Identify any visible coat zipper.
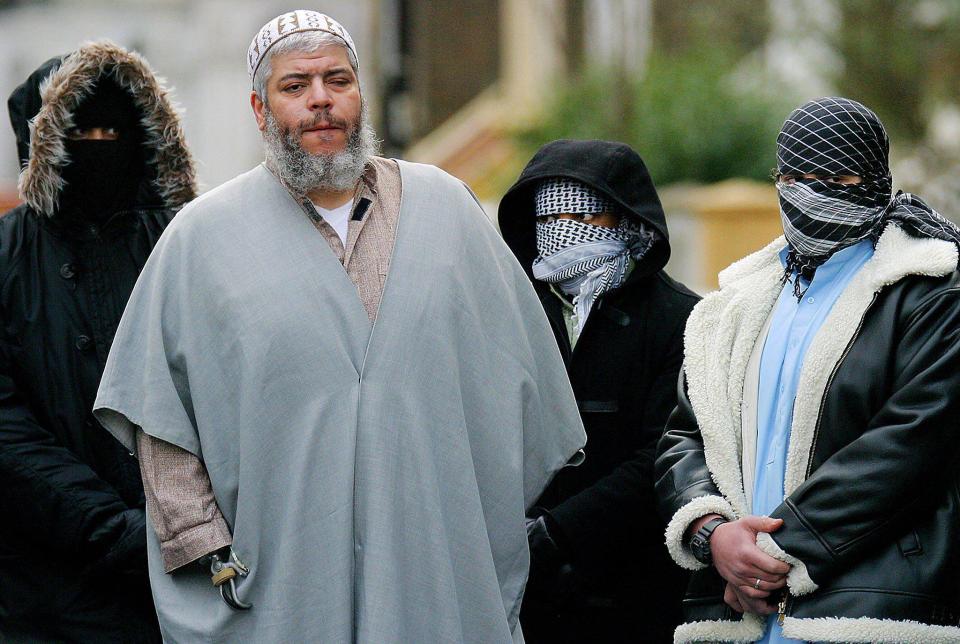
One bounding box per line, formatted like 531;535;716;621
779;293;878;627
804;293;877;479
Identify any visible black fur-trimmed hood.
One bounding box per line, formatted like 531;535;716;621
9;40;197;216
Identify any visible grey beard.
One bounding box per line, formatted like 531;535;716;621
263;102;379;196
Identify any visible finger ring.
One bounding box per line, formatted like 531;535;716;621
754;578;762;590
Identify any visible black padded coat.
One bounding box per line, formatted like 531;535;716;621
500;140;698;643
0;43;195;641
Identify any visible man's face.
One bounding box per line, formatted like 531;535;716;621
251;44;361;156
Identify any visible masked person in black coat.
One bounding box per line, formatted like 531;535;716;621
0;41;195;641
499;140;698;642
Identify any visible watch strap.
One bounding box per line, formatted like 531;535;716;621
700;517;728;538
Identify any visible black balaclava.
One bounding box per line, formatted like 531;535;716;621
776;96;960;296
58;75;144;221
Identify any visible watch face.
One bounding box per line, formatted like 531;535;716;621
691;534;710;564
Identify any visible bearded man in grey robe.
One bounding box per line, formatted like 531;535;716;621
94;11;585;643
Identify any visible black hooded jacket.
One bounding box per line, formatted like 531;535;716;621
0;42;195;641
499;140;698;642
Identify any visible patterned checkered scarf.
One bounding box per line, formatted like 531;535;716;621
531;178;657;334
777;97;960;297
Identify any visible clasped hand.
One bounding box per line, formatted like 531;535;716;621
694;515;791;615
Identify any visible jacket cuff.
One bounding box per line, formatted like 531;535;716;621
160;514;232;573
756;531;818;595
664;494;737;570
673;612;765;643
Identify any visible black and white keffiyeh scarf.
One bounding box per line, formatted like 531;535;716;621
531;178;657;333
776;97;960;297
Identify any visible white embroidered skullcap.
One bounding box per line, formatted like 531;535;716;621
247;10;358;80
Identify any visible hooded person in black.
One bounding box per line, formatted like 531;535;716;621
0;41;195;641
499;140;698;642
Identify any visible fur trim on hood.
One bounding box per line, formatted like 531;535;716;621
13;40;196;216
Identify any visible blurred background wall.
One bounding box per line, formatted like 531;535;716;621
2;0;959;292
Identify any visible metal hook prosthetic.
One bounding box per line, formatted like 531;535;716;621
204;549;252;610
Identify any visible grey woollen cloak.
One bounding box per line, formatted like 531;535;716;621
94;161;586;642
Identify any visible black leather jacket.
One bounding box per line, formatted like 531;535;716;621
656;227;960;642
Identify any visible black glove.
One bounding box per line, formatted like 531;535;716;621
524;511;579;609
91;507;148;578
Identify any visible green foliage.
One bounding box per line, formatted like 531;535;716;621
516;49;794;186
651;0;768;57
833;1;960;142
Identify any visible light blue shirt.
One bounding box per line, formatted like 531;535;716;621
753;240;874;644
